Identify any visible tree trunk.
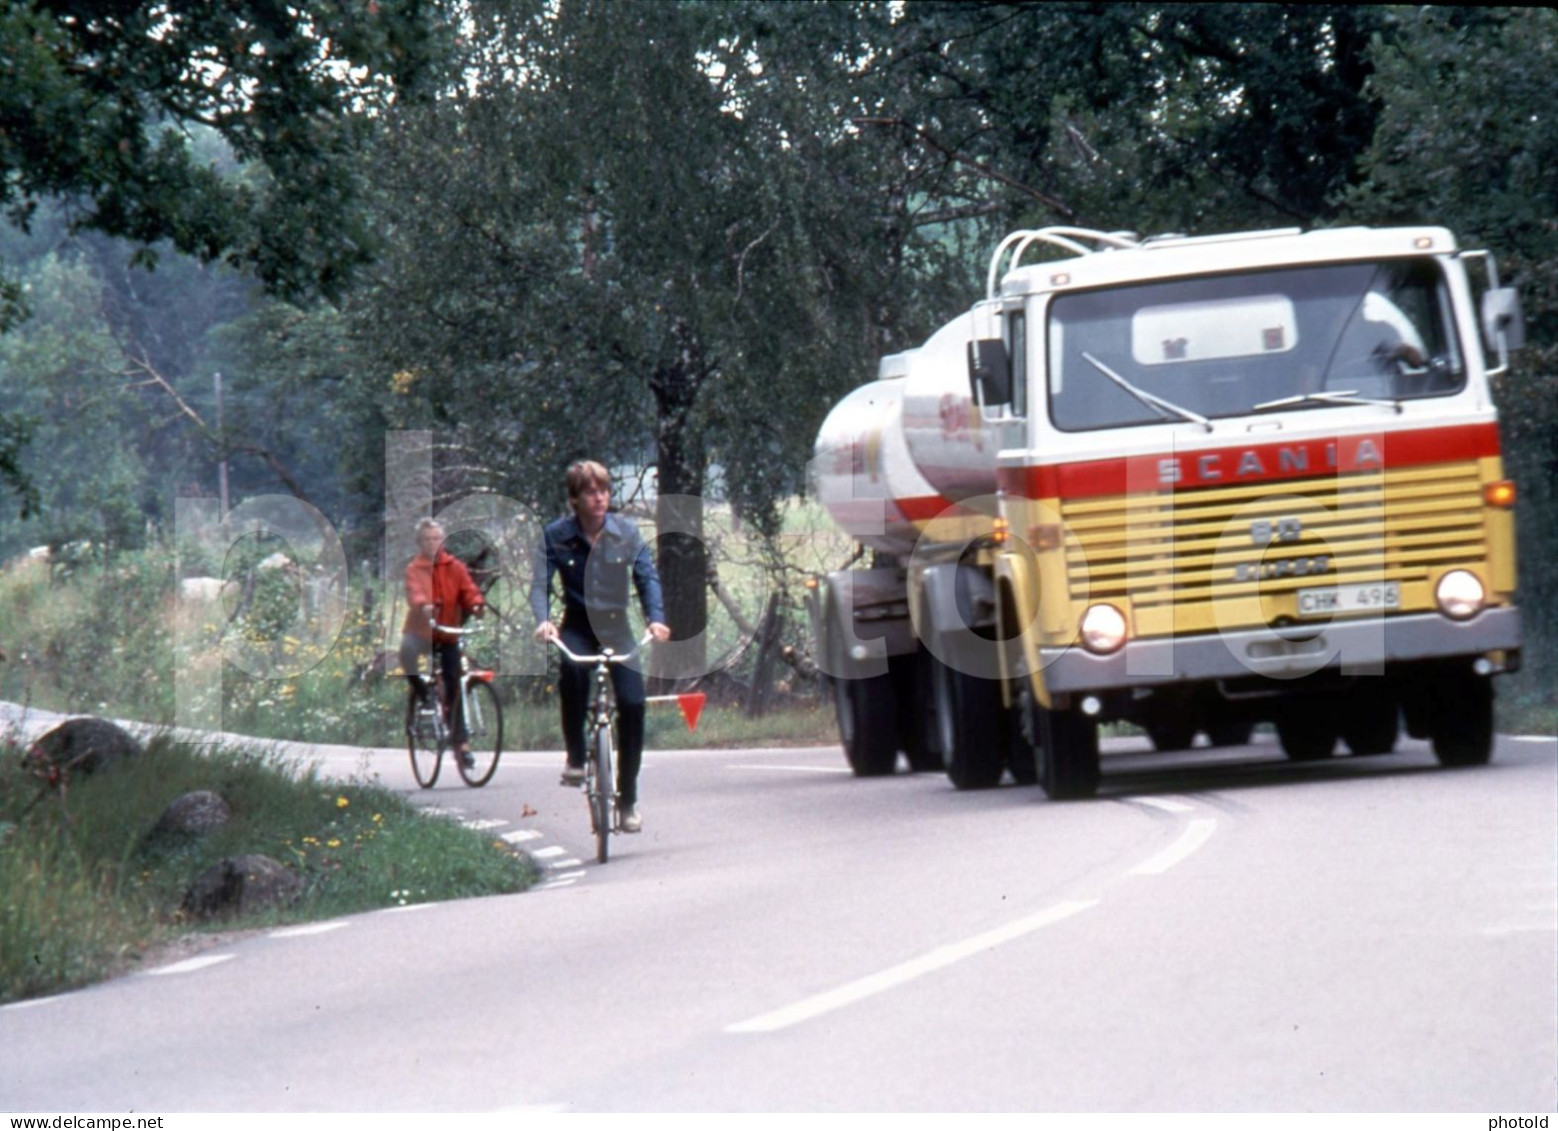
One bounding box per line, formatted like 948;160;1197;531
650;323;710;681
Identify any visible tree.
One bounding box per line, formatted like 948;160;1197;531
0;0;440;302
349;0;967;675
872;3;1393;235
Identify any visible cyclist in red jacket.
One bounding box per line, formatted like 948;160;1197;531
400;518;485;767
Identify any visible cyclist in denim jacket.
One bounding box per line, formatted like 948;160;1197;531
532;460;670;833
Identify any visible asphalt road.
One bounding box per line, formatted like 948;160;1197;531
2;709;1554;1113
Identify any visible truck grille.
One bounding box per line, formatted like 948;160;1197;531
1061;462;1487;631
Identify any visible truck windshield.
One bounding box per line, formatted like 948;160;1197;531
1046;258;1466;432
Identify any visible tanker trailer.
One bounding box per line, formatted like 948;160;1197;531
810;225;1524;799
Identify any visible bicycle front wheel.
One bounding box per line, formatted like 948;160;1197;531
406;693;442;789
457;680;503;787
591;725;614;864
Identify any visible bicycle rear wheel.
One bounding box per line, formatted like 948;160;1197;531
591;725;614;864
457;680;503;786
406;692;442;788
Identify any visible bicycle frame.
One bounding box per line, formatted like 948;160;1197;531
407;619;502;788
550;632;651;862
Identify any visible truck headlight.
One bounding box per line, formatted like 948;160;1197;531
1080;604;1127;654
1435;570;1485;620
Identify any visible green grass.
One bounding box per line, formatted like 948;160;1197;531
0;726;535;1004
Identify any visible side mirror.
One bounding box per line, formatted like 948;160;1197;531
967;339;1011;406
1481;286;1526;352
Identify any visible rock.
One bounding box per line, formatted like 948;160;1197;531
29;717;143;778
181;855;302;921
150;790;231;841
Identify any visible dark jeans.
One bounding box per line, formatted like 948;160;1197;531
558;624;646;807
400;633;468;745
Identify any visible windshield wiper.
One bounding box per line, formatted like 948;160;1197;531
1081;352;1213;432
1252;390;1403;414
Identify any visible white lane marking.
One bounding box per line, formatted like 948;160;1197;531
461;818;508;830
269;922;350;939
503;829;543;844
546;858;584;870
1134;796;1195;814
145;954;236;977
2;994;67;1012
1129;818;1218;876
1511;735;1557;744
1481;923;1558;937
726;899;1099;1035
741;764;854;775
531;845;568;860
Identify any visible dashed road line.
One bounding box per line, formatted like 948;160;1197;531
145;954;236;977
270;922;350;939
727;899;1100;1034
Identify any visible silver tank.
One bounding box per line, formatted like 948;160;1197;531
813;313;1000;556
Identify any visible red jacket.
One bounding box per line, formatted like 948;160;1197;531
403;550;484;643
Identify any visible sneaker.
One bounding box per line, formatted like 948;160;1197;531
619;804;642;834
456;749;475;771
560;765;585;787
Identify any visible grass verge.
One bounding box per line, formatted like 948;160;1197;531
0;726;535;1005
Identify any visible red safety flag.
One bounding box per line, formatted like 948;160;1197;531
678;692;706;732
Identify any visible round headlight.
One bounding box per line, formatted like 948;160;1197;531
1080;603;1127;653
1435;569;1485;620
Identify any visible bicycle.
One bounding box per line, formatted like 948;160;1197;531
549;632;651;864
405;620;503;789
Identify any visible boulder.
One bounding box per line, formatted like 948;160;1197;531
150;790;231;841
29;717;143;778
182;855;302;921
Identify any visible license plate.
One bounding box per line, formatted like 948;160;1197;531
1296;581;1401;617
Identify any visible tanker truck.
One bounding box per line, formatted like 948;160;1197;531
807;225;1525;798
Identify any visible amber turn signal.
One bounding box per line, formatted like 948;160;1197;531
1483;480;1517;508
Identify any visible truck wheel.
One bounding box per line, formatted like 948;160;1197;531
1341;694;1399;756
894;651;942;773
932;656;1002;790
1036;704;1100;800
1276;709;1336;761
1205;720;1254;747
835;672;899;776
1144;718;1196;752
1429;666;1494;767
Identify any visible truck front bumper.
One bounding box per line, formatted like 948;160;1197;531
1039;606;1522;695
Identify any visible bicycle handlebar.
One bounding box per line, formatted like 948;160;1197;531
428;616;484;637
548;632;654;666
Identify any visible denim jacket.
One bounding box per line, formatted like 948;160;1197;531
530;512;666;639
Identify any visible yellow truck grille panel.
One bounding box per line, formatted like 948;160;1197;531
1062;464;1487;634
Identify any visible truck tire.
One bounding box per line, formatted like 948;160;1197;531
932;656;1002;790
834;672;899;776
1205;720;1255;747
893;650;942;773
1036;704;1100;800
1145;718;1196;752
1276;708;1337;761
1428;666;1494;767
1341;693;1399;756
